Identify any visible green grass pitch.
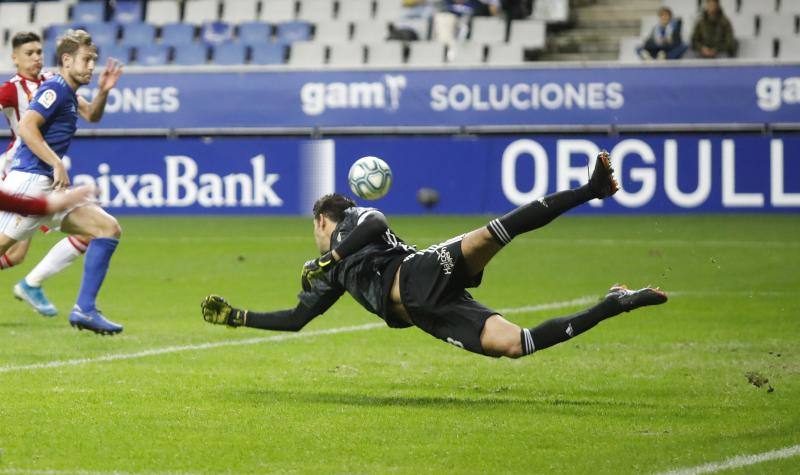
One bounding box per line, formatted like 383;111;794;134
0;214;798;474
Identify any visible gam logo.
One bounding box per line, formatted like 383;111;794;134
756;77;800;111
300;75;406;116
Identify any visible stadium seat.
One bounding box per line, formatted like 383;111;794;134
314;21;351;42
121;22;155;46
719;0;738;14
238;22;272;43
288;41;326;66
172;43;208;65
740;0;777;15
663;0;700;20
365;42;404;66
222;0;259;24
352;21;389;42
161;23;196;45
202;21;234;44
508;20;546;49
212;42;247;64
328;43;364;66
34;2;70;28
100;43;132;63
639;15;658;38
728;14;756;38
145;0;180;25
406;42;445;66
44;23;72;41
297;0;335;23
135;44;170;65
276;21;312;43
261;0;297;23
431;12;458;43
393;17;430;40
777;1;800;14
486;43;524;65
777;37;800;60
737;37;775;58
250;43;286;64
448;42;484;65
618;36;641;61
471;17;507;43
374;0;404;20
533;0;570;23
72;2;105;24
759;14;796;37
113;1;143;24
84;23;119;46
0;3;32;30
184;0;220;24
337;0;374;21
0;54;14;70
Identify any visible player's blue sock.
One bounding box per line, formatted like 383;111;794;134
75;238;119;312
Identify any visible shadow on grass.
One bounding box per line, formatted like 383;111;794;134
241;388;660;411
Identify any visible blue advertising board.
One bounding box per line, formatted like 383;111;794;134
64;133;800;215
65;64;800;130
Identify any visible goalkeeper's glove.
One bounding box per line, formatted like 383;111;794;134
300;251;334;290
201;295;245;327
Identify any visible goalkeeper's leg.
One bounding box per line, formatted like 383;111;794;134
460;151;618;277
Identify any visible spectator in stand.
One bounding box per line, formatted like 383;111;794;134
691;0;736;58
637;7;688;60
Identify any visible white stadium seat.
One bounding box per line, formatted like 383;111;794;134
289;41;326;66
639;15;659;38
739;0;777;15
314;21;351;42
737;37;775;58
778;37;800;60
486;43;524;65
471;17;507;43
728;14;756;37
533;0;569;23
406;41;445;66
365;42;404;66
337;0;374;21
34;2;69;28
261;0;297;23
759;14;797;36
778;0;800;14
719;0;738;14
146;0;181;25
184;0;220;24
297;0;335;23
508;20;546;49
374;1;404;20
352;20;389;42
448;42;484;65
222;0;259;23
0;3;32;29
618;36;642;61
328;43;364;66
662;0;699;20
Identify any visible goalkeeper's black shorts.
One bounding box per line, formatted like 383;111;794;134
398;235;499;355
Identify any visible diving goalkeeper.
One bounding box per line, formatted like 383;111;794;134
201;152;667;358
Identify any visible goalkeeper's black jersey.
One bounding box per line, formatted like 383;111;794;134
299;207;416;328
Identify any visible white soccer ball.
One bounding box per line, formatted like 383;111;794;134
347;156;393;200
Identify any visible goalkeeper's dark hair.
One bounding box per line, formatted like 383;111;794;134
313;193;356;223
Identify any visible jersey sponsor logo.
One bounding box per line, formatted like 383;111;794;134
38;89;57;109
435;247;455;275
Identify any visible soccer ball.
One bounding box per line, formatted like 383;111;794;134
347;156;393;200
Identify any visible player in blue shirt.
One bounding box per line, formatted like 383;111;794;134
0;30;124;334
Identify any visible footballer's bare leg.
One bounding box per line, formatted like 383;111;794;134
0;234;19;263
0;239;30;269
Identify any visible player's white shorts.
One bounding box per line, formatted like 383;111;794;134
0;171;70;241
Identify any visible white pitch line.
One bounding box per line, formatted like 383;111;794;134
656;444;800;475
0;297;596;375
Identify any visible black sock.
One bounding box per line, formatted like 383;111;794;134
520;297;623;355
487;185;595;246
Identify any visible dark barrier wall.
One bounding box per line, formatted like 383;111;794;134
63;133;800;215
